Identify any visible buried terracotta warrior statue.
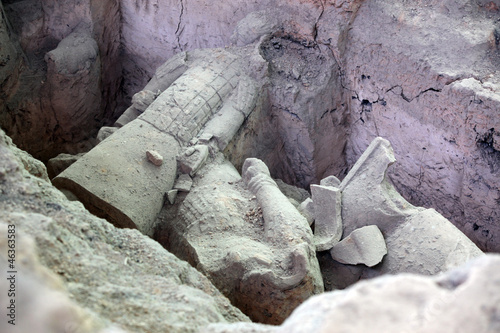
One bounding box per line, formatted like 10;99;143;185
53;36;482;324
53;41;324;323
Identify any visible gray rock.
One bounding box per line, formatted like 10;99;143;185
203;254;500;333
274;179;310;206
146;149;163;166
319;175;341;188
97;126;118;143
330;225;387;267
131;90;157;112
0;129;249;333
47;152;85;179
178;145;209;176
310;184;343;251
0;224;126;333
201;322;276;333
166;189;178;205
0;130;49;181
174;174;193;192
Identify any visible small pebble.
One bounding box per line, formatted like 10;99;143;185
146;150;163;166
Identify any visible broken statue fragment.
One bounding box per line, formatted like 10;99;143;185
52;47;259;237
201;254;500;333
320;137;483;289
53;39;323;324
330;225;387;267
155;156;324;324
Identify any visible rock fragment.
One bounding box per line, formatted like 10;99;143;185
310;184;343;251
167;189;178;204
0;133;50;182
319;175;341;188
174;174;193;192
330;225;387;267
275;179;310;206
47;153;85;179
146;149;163;166
97;126;118;143
178;145;209;176
131;90;157;112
